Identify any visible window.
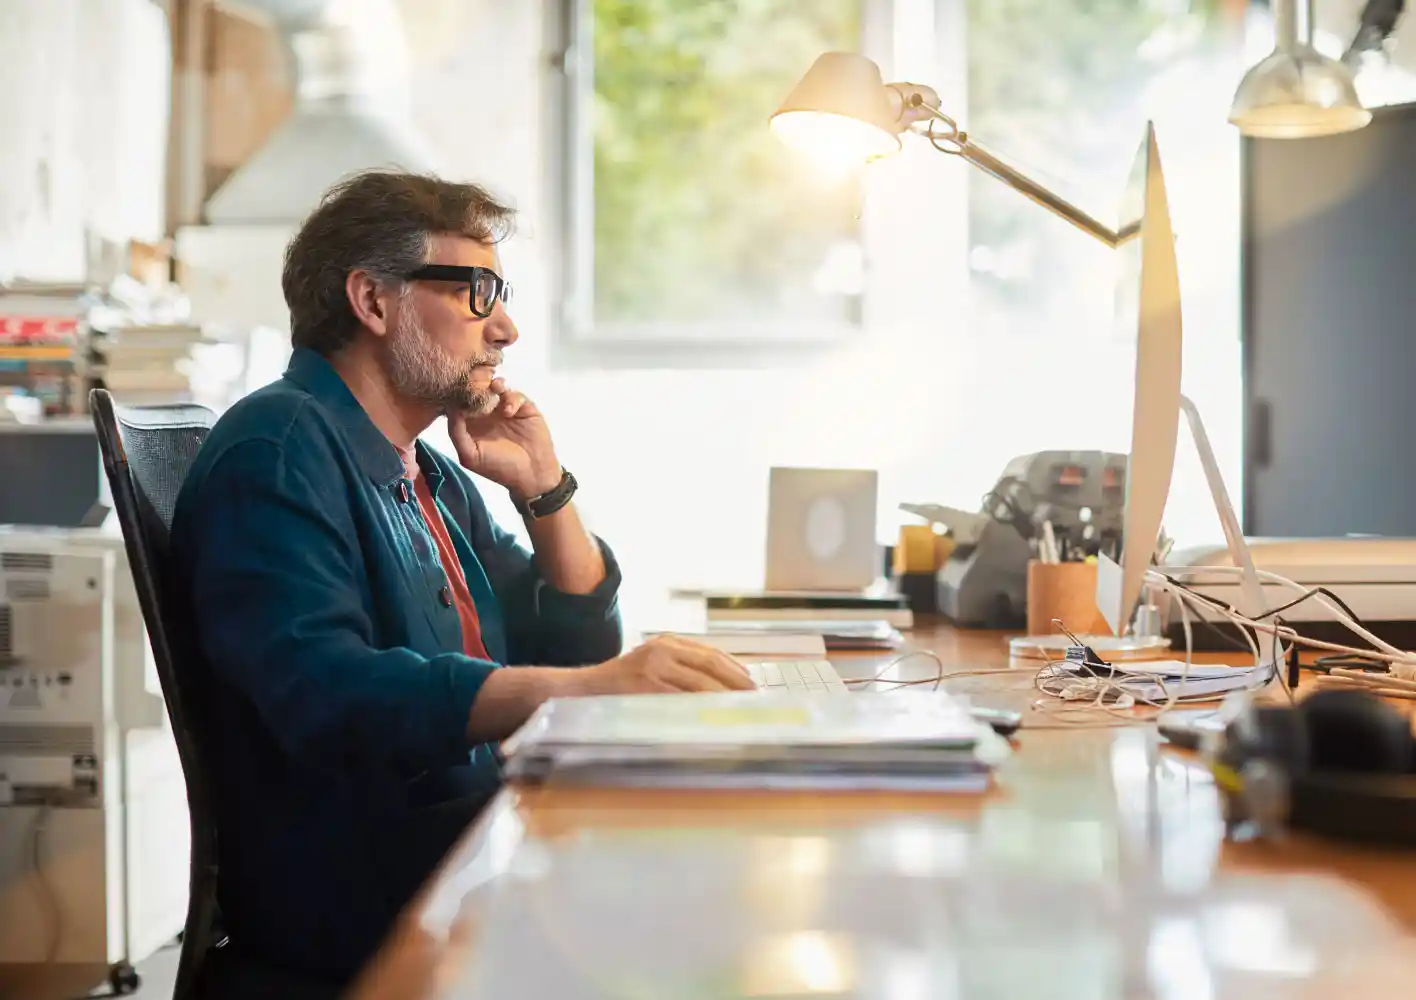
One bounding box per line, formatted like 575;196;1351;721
554;0;875;357
964;0;1239;341
955;0;1249;545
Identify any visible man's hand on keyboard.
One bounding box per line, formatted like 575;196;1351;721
582;635;758;694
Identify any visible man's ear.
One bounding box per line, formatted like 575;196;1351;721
346;269;395;338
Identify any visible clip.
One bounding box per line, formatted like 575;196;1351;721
1054;618;1112;673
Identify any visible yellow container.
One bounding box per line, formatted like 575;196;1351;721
895;524;945;574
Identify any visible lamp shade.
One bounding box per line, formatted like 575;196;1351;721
1228;46;1371;139
770;52;902;163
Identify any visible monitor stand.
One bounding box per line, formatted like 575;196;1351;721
1097;394;1272;664
1176;394;1265;618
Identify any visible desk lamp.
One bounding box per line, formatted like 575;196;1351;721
769;52;1128;248
1228;0;1371;138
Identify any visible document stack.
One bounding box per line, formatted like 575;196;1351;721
501;691;1007;792
86;321;207;405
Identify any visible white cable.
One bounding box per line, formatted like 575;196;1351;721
1148;574;1265;667
1153;564;1416;669
1030;571;1292;725
1031;586;1214;723
1147;566;1416;699
1246;566;1412;662
843;649;1019;691
1148;574;1296;705
1153;566;1416;674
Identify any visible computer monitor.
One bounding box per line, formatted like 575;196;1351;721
0;421;110;528
1096;124;1264;637
1094;124;1182;636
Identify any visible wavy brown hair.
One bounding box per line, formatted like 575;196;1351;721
281;171;516;355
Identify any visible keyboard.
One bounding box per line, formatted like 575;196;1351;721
742;659;849;693
743;658;1025;735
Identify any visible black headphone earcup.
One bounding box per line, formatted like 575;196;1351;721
1298;688;1413;774
1251;704;1311;773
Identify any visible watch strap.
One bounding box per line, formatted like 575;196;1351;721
515;468;577;520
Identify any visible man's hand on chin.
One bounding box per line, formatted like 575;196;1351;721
447;380;604;593
447;379;562;500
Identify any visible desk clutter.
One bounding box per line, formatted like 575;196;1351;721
898;450;1129;630
678;458;1143;653
662;466;912;652
1;269;246;421
500;690;1009;792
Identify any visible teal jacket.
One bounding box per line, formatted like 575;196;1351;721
169;347;622;983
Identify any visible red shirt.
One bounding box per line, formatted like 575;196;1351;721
401;448;491;661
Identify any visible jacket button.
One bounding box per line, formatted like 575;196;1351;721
438;586;453;607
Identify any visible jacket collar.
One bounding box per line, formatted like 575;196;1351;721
415;443;447;499
283;348;406;486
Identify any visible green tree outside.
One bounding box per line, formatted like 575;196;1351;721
591;0;863;328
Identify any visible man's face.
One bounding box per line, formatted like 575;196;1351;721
383;234;518;414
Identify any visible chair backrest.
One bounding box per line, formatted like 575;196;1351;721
90;388;219;999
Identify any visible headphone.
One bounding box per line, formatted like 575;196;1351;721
1206;688;1416;848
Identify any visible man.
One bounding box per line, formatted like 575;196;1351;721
169;170;752;992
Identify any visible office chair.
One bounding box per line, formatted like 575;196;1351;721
90;388;219;1000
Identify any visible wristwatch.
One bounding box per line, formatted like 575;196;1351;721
513;468;578;520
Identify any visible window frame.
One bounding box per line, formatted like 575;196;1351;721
545;0;899;369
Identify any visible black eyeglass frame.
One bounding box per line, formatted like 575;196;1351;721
403;264;513;318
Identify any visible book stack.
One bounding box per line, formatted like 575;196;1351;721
0;283;91;417
86;321;208;406
701;589;912;650
501;690;1007;792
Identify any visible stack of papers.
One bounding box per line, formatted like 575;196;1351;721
703;590;914;629
1051;658;1276;702
707;618;903;650
640;630;827;656
501;691;1007;792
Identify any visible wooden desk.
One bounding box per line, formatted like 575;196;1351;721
352;625;1416;1000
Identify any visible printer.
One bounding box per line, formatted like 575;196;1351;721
1161;537;1416;650
920;450;1127;628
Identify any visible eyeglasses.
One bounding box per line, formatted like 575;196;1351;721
403;264;514;319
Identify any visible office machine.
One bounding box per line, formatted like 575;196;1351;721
932;451;1127;628
1161;537;1416;650
0;421;109;528
0;527;185;997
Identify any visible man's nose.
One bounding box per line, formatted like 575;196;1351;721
484;301;519;348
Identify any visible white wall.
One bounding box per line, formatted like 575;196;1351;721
0;0;169;283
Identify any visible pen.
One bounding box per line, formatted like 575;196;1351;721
1041;520;1059;563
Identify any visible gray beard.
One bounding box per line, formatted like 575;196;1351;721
386;308;499;415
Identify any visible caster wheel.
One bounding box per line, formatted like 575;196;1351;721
109;961;141;995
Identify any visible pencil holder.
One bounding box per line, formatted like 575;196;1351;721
1026;559;1110;637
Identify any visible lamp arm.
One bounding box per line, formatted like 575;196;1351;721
885;83;1124;248
952;140;1123;248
